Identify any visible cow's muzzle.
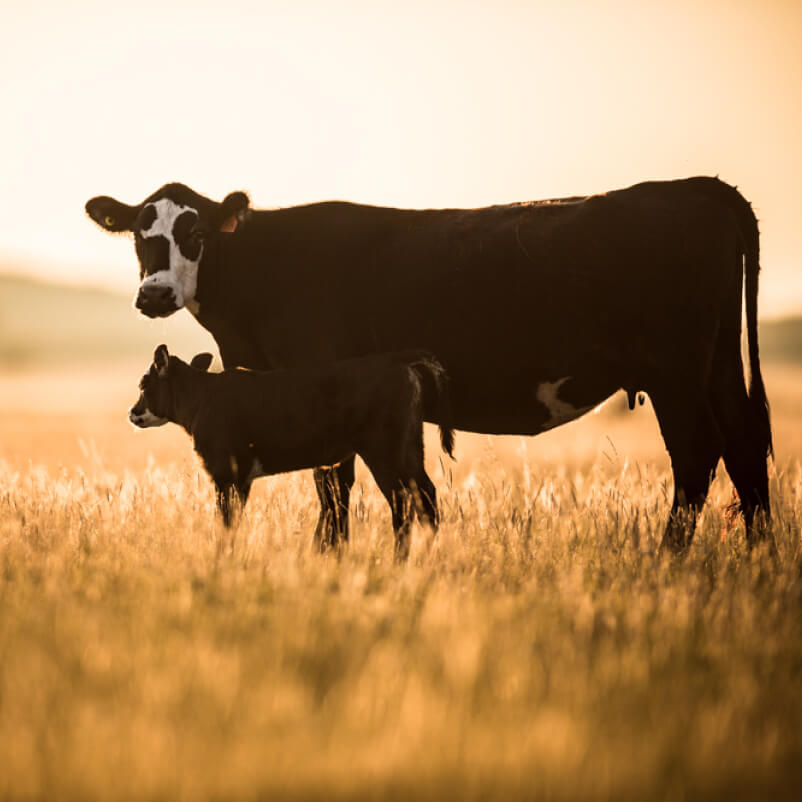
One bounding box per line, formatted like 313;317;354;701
135;284;179;318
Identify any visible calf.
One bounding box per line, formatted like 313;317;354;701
129;345;455;559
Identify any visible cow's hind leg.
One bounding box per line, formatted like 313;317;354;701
215;483;235;527
709;339;772;548
651;388;724;554
313;457;356;552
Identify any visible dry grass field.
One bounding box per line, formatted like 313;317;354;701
1;361;802;800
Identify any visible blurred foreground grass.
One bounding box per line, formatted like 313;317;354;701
0;363;801;800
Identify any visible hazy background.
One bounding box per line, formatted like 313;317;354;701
3;7;802;798
0;0;800;469
1;0;801;317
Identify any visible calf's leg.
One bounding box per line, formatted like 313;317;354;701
202;447;253;528
403;431;440;529
405;448;439;529
389;486;414;562
413;472;439;529
361;458;416;561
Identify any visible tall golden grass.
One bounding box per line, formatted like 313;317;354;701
1;363;801;800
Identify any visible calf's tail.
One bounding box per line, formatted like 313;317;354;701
409;356;455;458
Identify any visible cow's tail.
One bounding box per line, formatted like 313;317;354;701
409;356;455;458
717;180;773;459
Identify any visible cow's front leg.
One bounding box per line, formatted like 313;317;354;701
215;481;236;527
213;480;252;528
313;457;356;552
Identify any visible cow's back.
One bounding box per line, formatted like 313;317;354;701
197;177;747;433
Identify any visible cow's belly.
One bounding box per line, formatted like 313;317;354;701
369;266;632;436
437;369;621;436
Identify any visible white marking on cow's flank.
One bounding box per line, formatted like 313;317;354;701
536;376;593;431
139;198;201;311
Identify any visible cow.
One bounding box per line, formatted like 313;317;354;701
129;345;455;560
87;176;772;554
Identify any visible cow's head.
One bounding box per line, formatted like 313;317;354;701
129;344;214;427
86;184;249;318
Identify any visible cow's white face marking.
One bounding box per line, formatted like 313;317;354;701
536;377;593;431
139;198;201;314
129;407;168;428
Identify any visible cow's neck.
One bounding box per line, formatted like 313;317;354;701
188;238;244;366
193;235;252;322
193;235;226;323
193;211;302;326
190;229;282;371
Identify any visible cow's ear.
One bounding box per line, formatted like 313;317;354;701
85;196;139;233
153;344;170;377
189;352;213;372
218;191;250;233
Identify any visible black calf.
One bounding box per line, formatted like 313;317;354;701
129;345;455;559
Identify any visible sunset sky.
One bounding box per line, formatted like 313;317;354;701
2;0;801;317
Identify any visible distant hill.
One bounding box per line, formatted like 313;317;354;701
759;316;802;364
0;272;800;366
0;273;217;365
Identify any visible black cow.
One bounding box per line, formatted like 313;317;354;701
88;176;772;553
129;345;455;560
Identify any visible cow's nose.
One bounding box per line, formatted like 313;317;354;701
135;283;175;311
138;283;173;301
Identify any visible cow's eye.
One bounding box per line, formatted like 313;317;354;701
104;215;115;227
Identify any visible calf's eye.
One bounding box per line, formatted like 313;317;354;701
104;215;115;227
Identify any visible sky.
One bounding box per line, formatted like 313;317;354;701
1;0;801;317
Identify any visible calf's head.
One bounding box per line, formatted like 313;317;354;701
86;184;249;318
129;344;214;427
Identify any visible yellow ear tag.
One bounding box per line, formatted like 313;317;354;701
104;215;115;227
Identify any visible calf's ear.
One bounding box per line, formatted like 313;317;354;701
153;344;170;377
218;191;250;233
85;196;139;232
189;352;214;372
